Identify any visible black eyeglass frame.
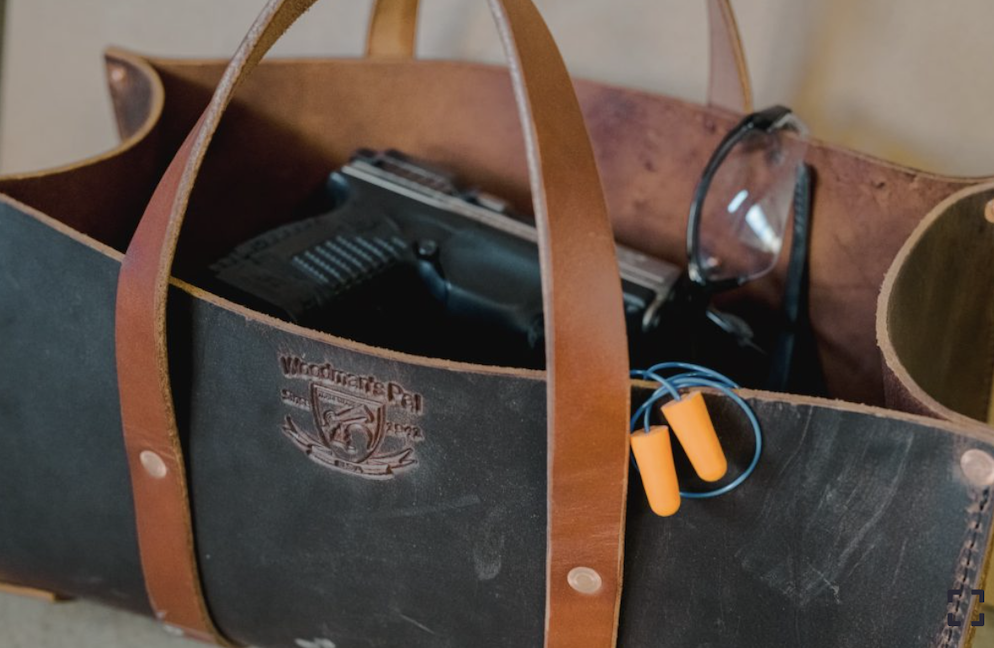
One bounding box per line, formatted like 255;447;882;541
685;105;807;295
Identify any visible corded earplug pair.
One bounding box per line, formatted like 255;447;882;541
630;363;763;517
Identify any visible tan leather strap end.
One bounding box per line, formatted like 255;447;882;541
707;0;752;113
0;582;72;603
367;0;753;113
366;0;419;58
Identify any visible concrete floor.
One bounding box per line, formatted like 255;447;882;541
0;594;197;648
4;591;994;647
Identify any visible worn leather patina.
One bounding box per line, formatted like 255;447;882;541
0;204;990;645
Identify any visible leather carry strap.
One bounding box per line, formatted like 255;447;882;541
705;0;752;113
115;0;630;646
367;0;753;113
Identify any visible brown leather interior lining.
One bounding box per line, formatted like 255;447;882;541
367;0;753;114
879;181;994;426
95;53;985;406
0;46;987;406
0;52;166;252
0;24;988;413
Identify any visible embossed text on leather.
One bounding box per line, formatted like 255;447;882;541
279;354;424;479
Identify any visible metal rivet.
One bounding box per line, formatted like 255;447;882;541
567;567;602;594
163;624;185;638
108;65;127;84
140;451;168;479
961;449;994;487
985;199;994;224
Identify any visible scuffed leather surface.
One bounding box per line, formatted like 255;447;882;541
2;201;993;646
622;396;992;648
174;291;549;647
0;203;148;614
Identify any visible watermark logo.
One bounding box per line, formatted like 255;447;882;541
948;588;985;627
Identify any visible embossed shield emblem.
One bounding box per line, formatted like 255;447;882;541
280;355;424;479
310;384;385;464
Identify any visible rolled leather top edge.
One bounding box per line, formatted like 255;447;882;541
878;179;994;432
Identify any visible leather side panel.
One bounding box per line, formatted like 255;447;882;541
879;182;994;426
172;289;548;647
621;394;994;647
0;202;149;614
2;200;993;646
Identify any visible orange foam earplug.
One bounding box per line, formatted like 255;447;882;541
630;425;681;516
662;391;728;482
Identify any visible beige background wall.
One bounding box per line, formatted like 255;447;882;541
2;0;993;175
2;1;994;646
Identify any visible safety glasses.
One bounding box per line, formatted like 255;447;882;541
686;105;809;295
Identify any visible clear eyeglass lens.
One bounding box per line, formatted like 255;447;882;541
696;120;808;283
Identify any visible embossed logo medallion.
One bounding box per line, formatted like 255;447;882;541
279;355;424;479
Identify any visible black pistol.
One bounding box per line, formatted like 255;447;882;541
210;150;681;368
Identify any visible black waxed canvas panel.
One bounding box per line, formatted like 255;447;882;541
169;285;550;647
620;398;990;647
0;202;991;648
0;203;149;613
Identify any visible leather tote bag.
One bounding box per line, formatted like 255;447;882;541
2;1;994;647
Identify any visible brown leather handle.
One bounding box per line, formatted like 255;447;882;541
368;0;753;113
115;0;630;646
